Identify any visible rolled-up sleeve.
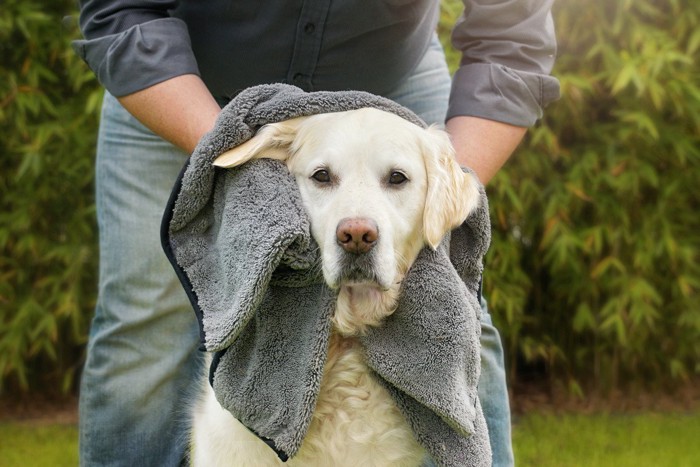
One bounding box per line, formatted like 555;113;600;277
447;0;561;127
72;0;200;97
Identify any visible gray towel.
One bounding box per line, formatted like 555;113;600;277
162;83;492;466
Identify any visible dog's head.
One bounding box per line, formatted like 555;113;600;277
214;108;479;333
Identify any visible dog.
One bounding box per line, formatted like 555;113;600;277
191;108;480;466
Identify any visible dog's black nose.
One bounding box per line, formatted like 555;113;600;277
336;218;378;254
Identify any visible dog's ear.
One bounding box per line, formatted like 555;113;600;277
213;117;308;168
421;127;481;249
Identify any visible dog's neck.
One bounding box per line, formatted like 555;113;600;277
331;244;423;336
332;282;401;336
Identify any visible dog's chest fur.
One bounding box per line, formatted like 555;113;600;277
291;333;425;466
192;332;425;467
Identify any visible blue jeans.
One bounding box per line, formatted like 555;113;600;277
79;35;513;466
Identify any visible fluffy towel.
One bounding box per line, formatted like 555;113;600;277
161;83;492;466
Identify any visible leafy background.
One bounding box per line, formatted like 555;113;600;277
1;0;698;399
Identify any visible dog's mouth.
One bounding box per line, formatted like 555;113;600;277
332;251;389;290
339;269;381;286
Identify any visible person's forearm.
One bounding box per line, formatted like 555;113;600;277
118;74;221;153
446;116;527;185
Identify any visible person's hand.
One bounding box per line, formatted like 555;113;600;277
118;74;221;153
446;116;527;185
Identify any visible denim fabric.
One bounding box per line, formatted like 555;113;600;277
475;298;513;467
79;35;513;466
78;94;204;466
383;36;451;129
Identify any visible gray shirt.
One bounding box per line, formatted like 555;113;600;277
73;0;560;126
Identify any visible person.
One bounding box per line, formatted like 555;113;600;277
73;1;559;465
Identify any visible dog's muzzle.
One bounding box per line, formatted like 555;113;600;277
334;217;382;285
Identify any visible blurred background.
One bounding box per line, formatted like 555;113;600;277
1;0;698;465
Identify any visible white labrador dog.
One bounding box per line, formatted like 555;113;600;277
191;108;480;466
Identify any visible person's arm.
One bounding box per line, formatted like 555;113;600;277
446;0;560;183
73;0;218;151
73;0;200;99
118;74;221;153
447;116;526;185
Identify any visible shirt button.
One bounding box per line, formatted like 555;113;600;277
304;22;315;34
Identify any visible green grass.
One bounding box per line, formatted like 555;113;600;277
0;423;78;467
0;412;698;466
513;412;700;466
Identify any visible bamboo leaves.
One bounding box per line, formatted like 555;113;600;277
480;0;700;392
1;1;102;393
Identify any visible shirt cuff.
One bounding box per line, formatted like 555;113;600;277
447;62;560;127
72;17;200;97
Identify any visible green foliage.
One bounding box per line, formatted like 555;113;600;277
1;0;698;395
481;0;700;392
0;1;102;392
438;0;464;74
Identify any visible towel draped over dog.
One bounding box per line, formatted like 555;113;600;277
161;84;492;466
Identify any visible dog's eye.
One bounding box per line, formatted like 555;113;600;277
311;169;332;183
388;171;408;185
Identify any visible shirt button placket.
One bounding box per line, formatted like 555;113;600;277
287;1;330;91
